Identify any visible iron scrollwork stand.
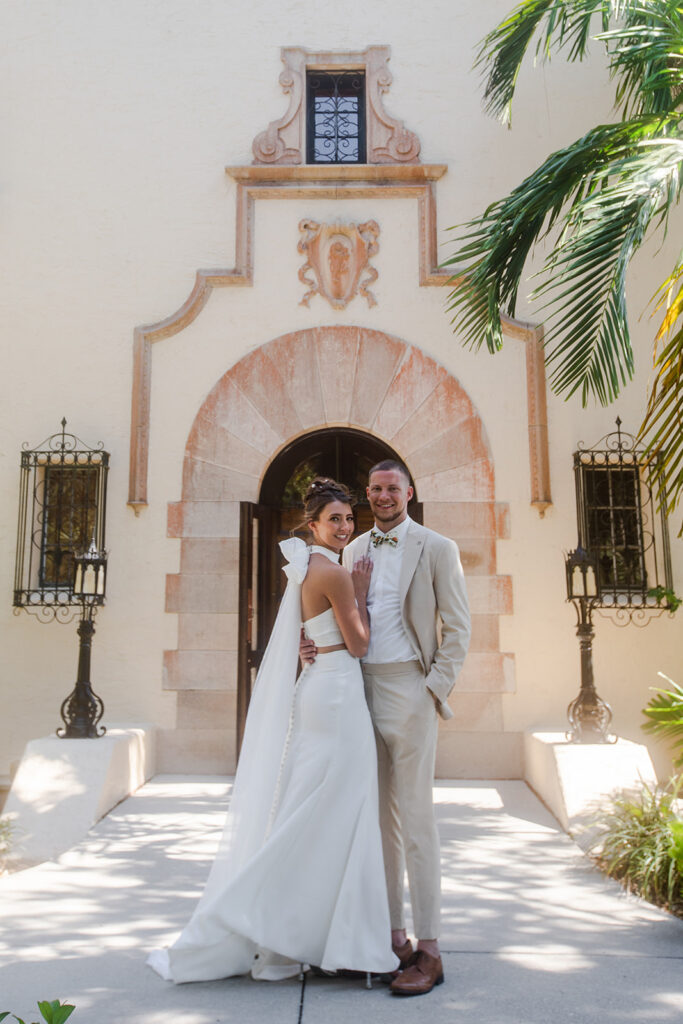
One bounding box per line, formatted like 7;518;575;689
58;600;106;738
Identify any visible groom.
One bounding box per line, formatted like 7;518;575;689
303;459;470;995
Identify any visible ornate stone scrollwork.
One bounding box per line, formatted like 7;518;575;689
251;46;421;166
252;49;305;165
365;46;421;163
298;219;380;309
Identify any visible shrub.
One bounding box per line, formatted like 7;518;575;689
0;1002;75;1024
594;777;683;917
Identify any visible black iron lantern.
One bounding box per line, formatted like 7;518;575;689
55;538;109;739
73;538;107;603
13;419;110;738
564;547;614;743
565;546;599;601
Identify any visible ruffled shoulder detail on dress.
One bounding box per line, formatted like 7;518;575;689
279;537;310;584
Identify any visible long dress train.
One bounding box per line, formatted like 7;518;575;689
148;540;396;982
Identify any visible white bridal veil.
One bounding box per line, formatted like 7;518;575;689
149;537;311;982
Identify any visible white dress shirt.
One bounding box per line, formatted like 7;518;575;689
363;516;419;664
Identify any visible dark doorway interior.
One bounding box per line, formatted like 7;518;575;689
237;428;421;751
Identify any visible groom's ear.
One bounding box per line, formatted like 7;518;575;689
407;485;414;502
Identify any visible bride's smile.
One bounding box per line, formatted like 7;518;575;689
308;500;355;554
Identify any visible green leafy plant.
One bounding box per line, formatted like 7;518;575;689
669;820;683;872
647;586;683;613
445;0;683;533
642;672;683;767
593;776;683;916
0;1002;75;1024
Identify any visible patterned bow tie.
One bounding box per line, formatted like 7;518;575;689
371;529;398;548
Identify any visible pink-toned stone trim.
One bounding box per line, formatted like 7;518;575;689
457;654;516;695
466;576;514;616
128;162;550;515
180;538;239;574
178;614;238;651
435;732;523;779
166;574;239;614
469;614;501;653
422;501;510;540
161;328;518;773
157;727;236;774
442;693;504;732
176;691;236;729
167;500;242;538
163;650;238;691
251;46;421;166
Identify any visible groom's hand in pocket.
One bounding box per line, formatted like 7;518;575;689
299;628;318;668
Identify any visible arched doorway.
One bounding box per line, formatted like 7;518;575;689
237;427;423;749
164;326;514;778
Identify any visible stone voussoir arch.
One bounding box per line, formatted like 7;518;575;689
161;326;515;774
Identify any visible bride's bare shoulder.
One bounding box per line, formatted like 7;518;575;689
306;554;350;591
307;553;346;577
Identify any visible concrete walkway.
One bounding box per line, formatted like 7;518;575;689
1;777;681;1023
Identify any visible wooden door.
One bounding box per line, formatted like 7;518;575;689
237;429;421;754
236;501;274;753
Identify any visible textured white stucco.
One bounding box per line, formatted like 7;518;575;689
1;0;681;780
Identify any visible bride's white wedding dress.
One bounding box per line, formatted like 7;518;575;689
148;540;397;983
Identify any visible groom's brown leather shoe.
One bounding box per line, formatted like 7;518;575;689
390;950;444;996
379;939;416;984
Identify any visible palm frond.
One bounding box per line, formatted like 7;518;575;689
477;0;610;123
642;673;683;765
535;132;682;403
599;2;683;117
639;261;683;534
445;116;683;411
457;0;683;523
478;0;682;124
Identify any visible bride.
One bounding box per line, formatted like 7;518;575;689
148;477;398;982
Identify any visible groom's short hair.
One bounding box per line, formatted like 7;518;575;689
368;459;411;485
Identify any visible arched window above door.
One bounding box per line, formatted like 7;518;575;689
260;427;418;508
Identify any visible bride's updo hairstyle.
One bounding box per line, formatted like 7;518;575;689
301;476;355;531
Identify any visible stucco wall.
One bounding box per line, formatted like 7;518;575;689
1;0;681;781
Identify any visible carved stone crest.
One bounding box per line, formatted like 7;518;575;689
298;220;380;309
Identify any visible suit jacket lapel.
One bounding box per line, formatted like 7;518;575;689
399;523;424;606
344;532;372;570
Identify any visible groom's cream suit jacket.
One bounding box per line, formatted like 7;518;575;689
343;519;471;720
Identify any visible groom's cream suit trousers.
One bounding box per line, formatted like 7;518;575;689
362;659;440;938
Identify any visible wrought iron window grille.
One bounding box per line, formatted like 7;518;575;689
14;419;109;623
306;70;366;164
573;418;674;626
564;428;676;743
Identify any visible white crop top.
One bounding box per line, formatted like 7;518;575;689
303;606;344;647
